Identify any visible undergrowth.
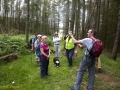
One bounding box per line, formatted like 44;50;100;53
0;35;120;90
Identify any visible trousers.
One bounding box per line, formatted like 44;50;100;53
40;58;49;78
54;45;61;57
66;48;74;66
73;55;96;90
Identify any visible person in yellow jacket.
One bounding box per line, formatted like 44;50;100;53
65;31;75;67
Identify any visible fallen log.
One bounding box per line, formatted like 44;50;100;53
0;53;18;61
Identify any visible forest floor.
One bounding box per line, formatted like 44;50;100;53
0;35;120;90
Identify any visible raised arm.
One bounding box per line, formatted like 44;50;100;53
70;34;82;45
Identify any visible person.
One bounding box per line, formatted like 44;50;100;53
70;28;97;90
53;32;61;57
40;35;50;78
63;34;68;50
73;44;78;59
31;33;38;51
65;31;75;67
34;34;42;69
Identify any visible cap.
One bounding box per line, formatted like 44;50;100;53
37;34;42;37
54;32;58;35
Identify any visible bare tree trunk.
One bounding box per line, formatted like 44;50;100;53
104;0;109;50
18;0;21;34
57;12;60;33
84;0;97;31
111;6;120;60
96;0;101;33
65;0;69;35
70;0;76;32
25;0;30;44
94;0;101;34
82;0;85;38
75;0;81;39
86;0;92;31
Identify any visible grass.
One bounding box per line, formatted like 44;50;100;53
0;35;120;90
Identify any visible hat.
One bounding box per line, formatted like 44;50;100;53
37;34;42;37
54;32;58;35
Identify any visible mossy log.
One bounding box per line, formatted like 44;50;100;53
0;53;18;61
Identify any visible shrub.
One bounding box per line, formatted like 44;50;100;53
0;35;29;56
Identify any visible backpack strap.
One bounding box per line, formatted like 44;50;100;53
90;38;96;43
87;38;95;56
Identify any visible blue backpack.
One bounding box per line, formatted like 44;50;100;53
35;43;43;57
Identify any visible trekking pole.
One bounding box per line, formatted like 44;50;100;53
30;50;33;64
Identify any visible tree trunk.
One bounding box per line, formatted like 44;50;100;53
75;0;81;39
70;0;76;32
95;0;101;38
84;0;97;31
65;0;69;35
111;7;120;60
82;0;85;38
96;0;101;34
25;0;30;44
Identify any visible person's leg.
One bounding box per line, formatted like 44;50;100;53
45;59;49;75
56;45;59;57
87;57;96;90
40;58;47;78
74;50;77;59
58;45;61;57
36;55;40;67
39;57;42;66
54;45;58;57
66;49;69;65
73;56;93;90
68;49;74;66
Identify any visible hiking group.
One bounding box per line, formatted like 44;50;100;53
30;28;103;90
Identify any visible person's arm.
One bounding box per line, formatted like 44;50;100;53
78;44;83;49
40;47;49;58
31;39;34;50
48;49;50;56
34;40;37;48
70;35;82;44
53;37;60;42
53;37;57;42
47;49;50;60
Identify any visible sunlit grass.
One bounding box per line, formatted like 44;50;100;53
0;35;120;90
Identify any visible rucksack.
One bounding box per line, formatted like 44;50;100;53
30;38;36;45
30;38;32;45
30;38;36;49
35;43;43;57
88;38;103;57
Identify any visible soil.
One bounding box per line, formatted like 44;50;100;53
96;73;120;86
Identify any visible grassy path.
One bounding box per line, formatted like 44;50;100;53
0;35;120;90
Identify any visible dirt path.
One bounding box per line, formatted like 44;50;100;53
96;73;120;87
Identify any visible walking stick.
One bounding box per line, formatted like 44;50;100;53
30;50;33;64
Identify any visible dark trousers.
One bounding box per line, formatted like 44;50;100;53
66;48;74;66
40;58;49;78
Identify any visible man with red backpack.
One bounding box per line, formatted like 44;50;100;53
70;28;103;90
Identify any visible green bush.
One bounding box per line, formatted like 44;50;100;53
0;35;29;56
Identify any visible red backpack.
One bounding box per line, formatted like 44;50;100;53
88;38;103;57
